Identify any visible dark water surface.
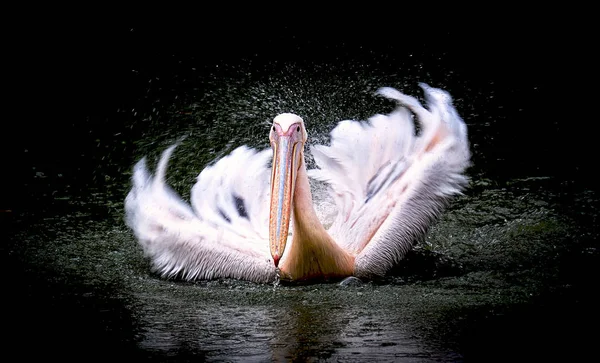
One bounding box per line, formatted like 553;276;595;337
4;19;597;361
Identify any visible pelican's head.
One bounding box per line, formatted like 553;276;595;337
268;113;307;267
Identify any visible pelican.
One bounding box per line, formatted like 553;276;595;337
125;84;470;283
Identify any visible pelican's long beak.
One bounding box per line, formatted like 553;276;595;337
269;122;303;267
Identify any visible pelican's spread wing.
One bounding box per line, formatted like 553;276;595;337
124;145;277;283
308;84;470;278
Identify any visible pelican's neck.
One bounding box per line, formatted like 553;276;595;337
279;154;355;281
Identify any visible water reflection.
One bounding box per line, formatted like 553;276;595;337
128;282;462;361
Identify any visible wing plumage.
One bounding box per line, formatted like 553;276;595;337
308;84;470;278
124;144;277;283
190;146;272;240
125;83;469;283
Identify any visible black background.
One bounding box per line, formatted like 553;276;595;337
5;12;592;212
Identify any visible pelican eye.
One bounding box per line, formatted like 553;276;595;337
272;126;276;132
296;126;300;132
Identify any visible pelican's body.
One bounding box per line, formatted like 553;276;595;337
125;84;470;283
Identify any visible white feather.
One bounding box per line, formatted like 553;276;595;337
124;144;277;283
308;84;471;278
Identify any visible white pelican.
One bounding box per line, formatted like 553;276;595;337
125;84;470;283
